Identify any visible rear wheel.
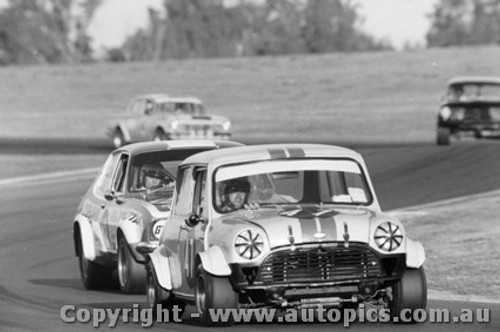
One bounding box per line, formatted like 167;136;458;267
146;261;185;319
390;267;427;324
112;128;126;148
118;237;146;294
195;265;238;326
436;127;450;145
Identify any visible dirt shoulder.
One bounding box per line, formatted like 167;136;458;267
390;190;500;301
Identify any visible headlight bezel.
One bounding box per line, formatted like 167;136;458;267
222;120;231;131
440;106;452;121
170;120;179;130
234;229;265;260
374;221;404;252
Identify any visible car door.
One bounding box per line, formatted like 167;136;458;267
165;165;194;292
177;167;208;292
104;153;130;252
87;152;120;253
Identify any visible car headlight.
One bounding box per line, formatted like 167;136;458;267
440;106;451;121
235;229;264;260
151;219;165;240
374;222;403;252
171;120;179;130
222;120;231;131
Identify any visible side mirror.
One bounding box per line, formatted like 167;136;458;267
104;190;125;204
186;213;204;227
104;190;115;201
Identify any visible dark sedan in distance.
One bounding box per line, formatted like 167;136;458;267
437;76;500;145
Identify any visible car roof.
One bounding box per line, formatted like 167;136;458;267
116;140;243;155
447;76;500;86
135;94;202;104
181;144;362;166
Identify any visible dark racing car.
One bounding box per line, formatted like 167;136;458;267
437;76;500;145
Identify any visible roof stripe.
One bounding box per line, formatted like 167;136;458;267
268;148;287;159
287;147;306;158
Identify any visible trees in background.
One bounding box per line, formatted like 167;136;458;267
0;0;100;65
122;0;390;61
427;0;500;47
0;0;389;65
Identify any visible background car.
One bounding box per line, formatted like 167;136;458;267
437;76;500;145
72;140;242;294
108;94;232;148
146;144;427;325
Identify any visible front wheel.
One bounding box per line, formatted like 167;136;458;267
436;127;451;145
390;267;427;324
146;261;185;319
118;237;146;294
153;128;169;142
195;266;238;326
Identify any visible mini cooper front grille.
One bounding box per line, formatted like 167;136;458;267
257;243;382;284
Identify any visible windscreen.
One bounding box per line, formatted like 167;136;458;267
128;149;209;192
157;102;205;115
449;83;500;100
214;159;373;213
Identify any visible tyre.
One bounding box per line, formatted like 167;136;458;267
390;267;427;324
153;128;169;142
112;128;126;148
118;237;146;294
436;127;450;145
77;233;113;290
195;265;238;326
146;261;185;320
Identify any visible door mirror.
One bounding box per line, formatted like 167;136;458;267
186;213;204;227
104;190;115;201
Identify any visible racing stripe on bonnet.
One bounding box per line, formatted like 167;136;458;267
267;148;287;159
298;218;318;242
298;214;337;242
286;147;306;158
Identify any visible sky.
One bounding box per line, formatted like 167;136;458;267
354;0;438;49
86;0;439;55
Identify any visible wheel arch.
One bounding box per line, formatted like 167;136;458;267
146;249;173;290
114;124;132;143
197;246;231;277
73;216;96;261
406;238;425;268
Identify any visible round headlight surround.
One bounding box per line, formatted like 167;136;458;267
170;120;179;130
235;229;264;260
440;106;452;121
374;222;403;252
222;120;231;131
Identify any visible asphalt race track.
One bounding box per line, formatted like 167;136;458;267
1;140;500;331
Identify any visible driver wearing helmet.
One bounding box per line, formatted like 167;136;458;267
219;178;251;212
139;163;173;190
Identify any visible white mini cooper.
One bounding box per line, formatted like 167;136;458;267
146;144;427;324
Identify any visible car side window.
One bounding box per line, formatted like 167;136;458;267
112;154;129;193
192;169;207;218
94;153;120;196
174;166;193;216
